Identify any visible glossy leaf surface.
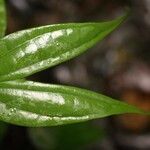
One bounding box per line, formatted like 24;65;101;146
0;14;127;82
0;0;6;38
0;80;145;127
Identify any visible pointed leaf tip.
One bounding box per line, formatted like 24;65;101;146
0;80;148;127
0;13;127;82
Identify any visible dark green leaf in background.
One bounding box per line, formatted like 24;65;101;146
28;122;105;150
0;14;127;82
0;121;7;142
0;0;6;38
0;80;145;127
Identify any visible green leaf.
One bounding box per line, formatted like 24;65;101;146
0;0;6;38
0;80;146;127
0;14;127;82
0;121;7;142
28;122;104;150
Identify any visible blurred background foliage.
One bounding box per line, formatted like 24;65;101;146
0;0;150;149
28;122;105;150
